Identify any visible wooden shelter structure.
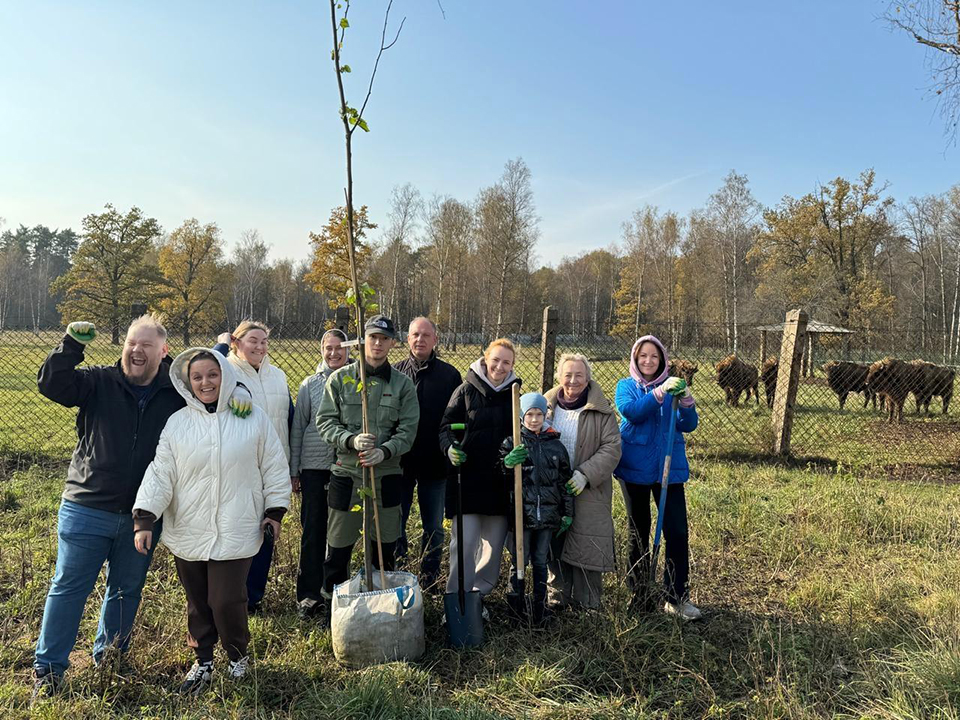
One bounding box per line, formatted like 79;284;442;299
755;319;854;377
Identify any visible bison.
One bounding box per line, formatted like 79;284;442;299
908;359;955;415
760;356;778;408
822;361;873;410
668;359;699;387
866;357;913;423
715;354;759;407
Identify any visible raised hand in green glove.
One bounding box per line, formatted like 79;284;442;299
447;442;467;467
66;321;97;345
556;516;573;536
228;383;253;418
661;376;687;397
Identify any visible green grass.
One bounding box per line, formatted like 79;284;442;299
1;455;960;718
2;330;958;470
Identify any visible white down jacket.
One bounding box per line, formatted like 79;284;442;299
225;351;291;463
134;348;291;562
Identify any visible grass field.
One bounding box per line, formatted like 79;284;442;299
1;455;959;718
2;331;959;718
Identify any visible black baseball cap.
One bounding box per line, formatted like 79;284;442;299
364;315;397;339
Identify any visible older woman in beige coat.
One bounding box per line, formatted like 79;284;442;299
544;353;622;609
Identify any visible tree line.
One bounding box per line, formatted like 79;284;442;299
3;160;960;358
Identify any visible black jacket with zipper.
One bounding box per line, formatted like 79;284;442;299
395;352;462;478
37;334;186;513
439;368;521;518
499;426;575;531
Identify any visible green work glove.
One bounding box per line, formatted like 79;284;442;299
447;443;467;467
228;384;253;418
662;376;687;397
503;444;528;468
66;321;97;345
556;516;573;536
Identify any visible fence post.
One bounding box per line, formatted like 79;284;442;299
759;329;767;368
771;309;808;456
539;306;558;393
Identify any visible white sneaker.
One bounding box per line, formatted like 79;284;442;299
228;656;249;679
179;660;214;693
664;601;702;621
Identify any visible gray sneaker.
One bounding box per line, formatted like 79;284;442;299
30;671;63;705
664;600;702;621
179;660;214;694
228;656;249;680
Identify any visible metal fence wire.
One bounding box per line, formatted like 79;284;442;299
1;314;958;471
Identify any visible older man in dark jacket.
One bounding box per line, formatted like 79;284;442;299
394;317;461;590
31;316;189;699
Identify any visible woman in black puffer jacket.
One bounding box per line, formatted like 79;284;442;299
439;338;520;598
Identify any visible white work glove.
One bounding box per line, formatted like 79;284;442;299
227;383;253;418
447;444;467;467
359;447;385;467
351;433;376;451
66;321;97;344
566;470;588;496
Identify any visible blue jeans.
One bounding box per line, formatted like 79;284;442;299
34;501;160;676
398;467;446;583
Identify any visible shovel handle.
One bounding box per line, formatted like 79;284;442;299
511;384;524;581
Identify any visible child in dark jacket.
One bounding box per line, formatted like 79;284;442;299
501;392;574;623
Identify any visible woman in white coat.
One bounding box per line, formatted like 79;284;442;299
214;320;294;612
133;349;290;693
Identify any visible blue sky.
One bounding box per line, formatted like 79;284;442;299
0;1;956;265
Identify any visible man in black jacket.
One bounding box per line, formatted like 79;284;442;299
394;317;462;590
31;316;188;699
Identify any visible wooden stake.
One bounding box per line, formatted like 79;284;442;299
511;384;524;581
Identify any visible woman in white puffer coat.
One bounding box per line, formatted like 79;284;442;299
133;348;290;693
214;320;294;613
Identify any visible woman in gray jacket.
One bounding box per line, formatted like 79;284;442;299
290;329;349;619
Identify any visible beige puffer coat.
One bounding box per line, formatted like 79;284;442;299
134;348;291;562
544;381;622;572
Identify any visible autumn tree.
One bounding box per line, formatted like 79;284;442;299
306;205;376;312
380;183;421;320
423;195;472;327
475;158;539;336
706;171;760;353
157;218;227;344
230;229;270;322
752;170;895;334
52;204;163;343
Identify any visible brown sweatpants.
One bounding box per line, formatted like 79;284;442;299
174;556;254;663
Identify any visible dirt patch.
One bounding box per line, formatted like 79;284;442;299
884;463;960;485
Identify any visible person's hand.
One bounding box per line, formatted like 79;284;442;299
359;447;385;467
134;530;152;555
447;443;467;467
67;321;97;344
556;516;573;536
217;332;233;345
661;377;687;397
352;433;376;451
291;476;300;493
261;517;281;540
228;384;253;418
566;470;587;496
503;444;528;468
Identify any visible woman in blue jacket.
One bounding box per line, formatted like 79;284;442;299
614;335;700;620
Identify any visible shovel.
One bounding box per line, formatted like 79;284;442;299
444;422;483;648
650;395;680;584
505;384;527;622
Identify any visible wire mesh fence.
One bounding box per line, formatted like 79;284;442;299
1;314;958;471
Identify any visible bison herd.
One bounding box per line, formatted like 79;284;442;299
665;354;955;423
